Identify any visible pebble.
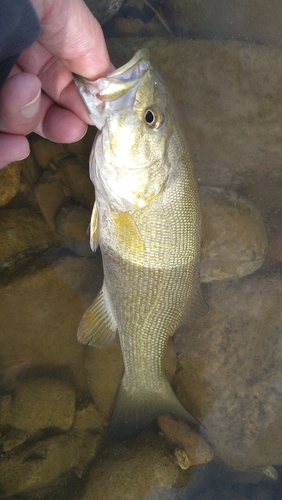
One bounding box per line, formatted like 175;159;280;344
0;207;53;270
55;204;93;257
0;162;20;206
0;377;76;433
157;415;213;467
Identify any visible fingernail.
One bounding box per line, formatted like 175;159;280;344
19;90;41;119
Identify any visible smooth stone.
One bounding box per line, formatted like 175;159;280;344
55;204;93;257
34;169;67;232
0;256;102;391
173;274;282;468
157;415;213;467
0;208;53;270
0;432;101;497
200;186;267;282
58;156;94;211
0;163;20;206
0;377;76;433
81;432;179;500
73;403;105;432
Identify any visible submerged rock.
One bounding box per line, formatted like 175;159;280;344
0;432;101;497
81;432;179;500
174;274;282;469
0;163;20;207
0;208;53;270
0;377;76;433
55;204;92;257
200;187;267;282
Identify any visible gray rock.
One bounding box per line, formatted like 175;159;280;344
173;274;282;468
0;163;20;207
0;432;101;497
84;0;124;25
200;187;267;282
55;204;93;257
0;208;53;270
81;432;178;500
0;377;76;433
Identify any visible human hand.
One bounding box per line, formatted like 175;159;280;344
0;0;112;169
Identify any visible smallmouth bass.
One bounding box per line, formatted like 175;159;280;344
74;49;207;439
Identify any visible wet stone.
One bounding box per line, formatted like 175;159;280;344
0;163;21;207
0;377;76;433
173;274;282;469
81;432;179;500
0;208;53;270
84;0;124;25
200;186;267;282
55;204;93;257
0;432;101;497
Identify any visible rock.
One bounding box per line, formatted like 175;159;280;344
58;156;94;211
200;187;267;282
73;402;105;432
85;338;177;420
0;208;53;270
157;415;213;467
81;432;179;500
0;428;30;452
84;0;124;25
0;377;76;433
0;163;21;206
34;169;68;232
173;274;282;468
197;490;249;500
55;204;92;257
0;255;103;391
0;432;101;497
163;0;282;49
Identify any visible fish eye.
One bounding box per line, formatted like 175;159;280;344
144;106;164;130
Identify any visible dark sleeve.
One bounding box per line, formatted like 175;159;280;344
0;0;41;86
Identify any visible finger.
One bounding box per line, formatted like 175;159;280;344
0;134;30;169
18;44;93;125
0;73;42;135
34;90;88;142
31;0;112;79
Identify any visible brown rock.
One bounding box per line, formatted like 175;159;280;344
0;162;21;206
200;186;267;282
55;204;93;257
81;432;178;500
158;415;213;467
0;207;53;270
0;377;76;433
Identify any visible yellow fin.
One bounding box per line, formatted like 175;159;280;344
77;287;117;346
112;211;144;253
90;202;99;252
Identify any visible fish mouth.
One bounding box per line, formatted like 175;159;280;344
73;49;152;129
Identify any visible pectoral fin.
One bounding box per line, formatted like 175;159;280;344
77;287;117;346
112;211;144;253
90;202;99;252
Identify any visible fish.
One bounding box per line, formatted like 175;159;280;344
73;49;208;439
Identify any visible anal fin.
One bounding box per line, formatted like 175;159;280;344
77;286;117;346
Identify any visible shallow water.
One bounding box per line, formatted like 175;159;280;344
1;1;282;499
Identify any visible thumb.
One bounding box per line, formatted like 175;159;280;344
0;73;42;135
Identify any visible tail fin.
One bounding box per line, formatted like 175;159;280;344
109;375;200;440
